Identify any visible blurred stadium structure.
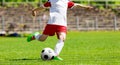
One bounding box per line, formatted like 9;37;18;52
0;0;120;34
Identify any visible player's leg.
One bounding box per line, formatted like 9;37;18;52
27;32;48;42
54;32;66;56
53;25;67;60
54;32;66;60
27;24;54;42
34;33;48;42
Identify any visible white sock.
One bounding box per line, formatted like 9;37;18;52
54;40;64;56
34;33;41;40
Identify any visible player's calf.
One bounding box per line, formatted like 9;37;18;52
27;32;39;42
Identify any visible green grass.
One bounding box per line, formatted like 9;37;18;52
0;31;120;65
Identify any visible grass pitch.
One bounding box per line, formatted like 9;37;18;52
0;31;120;65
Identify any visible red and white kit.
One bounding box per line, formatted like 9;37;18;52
43;0;74;36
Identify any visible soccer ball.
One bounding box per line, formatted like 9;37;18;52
41;47;55;60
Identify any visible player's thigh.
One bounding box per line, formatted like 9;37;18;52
39;34;48;42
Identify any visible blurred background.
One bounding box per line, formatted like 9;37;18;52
0;0;120;36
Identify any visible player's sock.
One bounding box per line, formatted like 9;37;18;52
54;40;64;56
27;32;40;42
34;32;41;40
53;56;63;60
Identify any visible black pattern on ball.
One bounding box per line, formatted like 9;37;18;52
41;50;44;53
51;56;54;59
44;55;48;59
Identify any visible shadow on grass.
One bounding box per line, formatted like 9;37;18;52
8;58;41;61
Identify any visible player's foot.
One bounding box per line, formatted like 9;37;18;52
27;32;39;42
53;56;63;60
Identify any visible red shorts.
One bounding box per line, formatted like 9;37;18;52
43;24;67;38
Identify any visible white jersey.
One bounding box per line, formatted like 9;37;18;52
47;0;69;27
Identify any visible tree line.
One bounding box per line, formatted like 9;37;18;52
0;0;120;9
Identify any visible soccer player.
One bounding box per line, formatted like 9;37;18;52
27;0;92;60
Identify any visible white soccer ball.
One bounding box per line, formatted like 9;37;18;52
41;47;55;60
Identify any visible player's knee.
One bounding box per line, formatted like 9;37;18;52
61;36;66;41
59;33;66;41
